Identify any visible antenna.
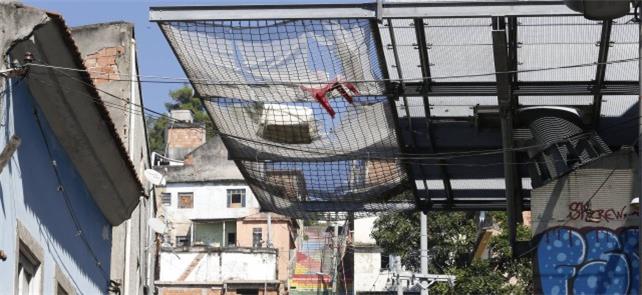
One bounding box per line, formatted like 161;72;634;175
144;169;165;186
148;217;168;234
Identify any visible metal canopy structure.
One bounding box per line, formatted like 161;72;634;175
150;1;640;221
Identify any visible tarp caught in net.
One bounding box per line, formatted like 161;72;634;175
160;18;413;219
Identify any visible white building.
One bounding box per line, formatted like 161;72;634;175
154;113;298;295
351;216;392;294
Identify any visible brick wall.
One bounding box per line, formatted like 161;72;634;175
167;128;206;149
83;46;125;85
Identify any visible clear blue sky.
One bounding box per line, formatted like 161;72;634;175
23;0;364;113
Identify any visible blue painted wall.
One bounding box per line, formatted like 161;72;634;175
536;227;639;295
0;78;112;294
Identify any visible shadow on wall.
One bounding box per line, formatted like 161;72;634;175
12;81;110;290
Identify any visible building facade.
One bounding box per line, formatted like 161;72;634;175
71;22;156;295
154;115;298;295
0;3;144;294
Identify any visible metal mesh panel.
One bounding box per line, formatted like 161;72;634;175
518;16;601;81
606;16;639;81
160;19;412;219
423;18;495;82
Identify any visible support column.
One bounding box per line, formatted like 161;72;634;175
492;16;518;256
267;212;272;248
396;256;403;295
420;212;428;295
638;10;642;294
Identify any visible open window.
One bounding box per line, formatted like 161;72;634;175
227;189;246;208
177;192;193;209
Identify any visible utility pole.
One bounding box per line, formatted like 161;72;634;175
332;223;339;294
420;212;428;295
395;256;403;295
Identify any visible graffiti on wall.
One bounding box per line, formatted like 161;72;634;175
567;202;634;223
536;227;639;295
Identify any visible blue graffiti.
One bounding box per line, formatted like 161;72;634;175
536;227;639;295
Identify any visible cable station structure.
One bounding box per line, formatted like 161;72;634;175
148;1;640;228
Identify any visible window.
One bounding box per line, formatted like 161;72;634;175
178;192;193;208
380;254;389;271
227;189;246;208
252;228;263;248
17;244;41;295
161;193;171;206
176;235;190;247
227;232;236;246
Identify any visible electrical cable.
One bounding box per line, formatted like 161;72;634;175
25;56;639;86
29;69;636;163
32;100;110;282
27;63;642;161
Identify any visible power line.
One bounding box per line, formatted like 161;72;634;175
25;57;639;86
26;63;642;162
32;101;110;282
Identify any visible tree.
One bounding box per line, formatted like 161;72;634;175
371;211;532;294
146;85;215;155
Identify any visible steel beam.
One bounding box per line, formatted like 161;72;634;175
374;19;425;209
592;20;614;127
149;1;577;21
492;16;519;257
400;81;639;97
413;17;455;209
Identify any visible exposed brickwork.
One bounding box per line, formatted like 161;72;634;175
167;128;206;150
83;46;125;85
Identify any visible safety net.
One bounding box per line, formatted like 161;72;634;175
155;3;640;218
160;18;412;219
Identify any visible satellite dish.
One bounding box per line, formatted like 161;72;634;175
144;169;165;186
148;217;168;234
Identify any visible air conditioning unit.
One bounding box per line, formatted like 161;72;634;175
258;104;318;144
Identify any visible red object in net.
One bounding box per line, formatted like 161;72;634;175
300;79;360;118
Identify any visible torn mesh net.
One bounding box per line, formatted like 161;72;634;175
159;19;413;219
161;19;386;101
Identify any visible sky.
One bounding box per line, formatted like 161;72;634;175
23;0;364;113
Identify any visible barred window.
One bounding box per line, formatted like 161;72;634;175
161;193;171;206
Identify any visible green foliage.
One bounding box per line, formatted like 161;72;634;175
371;211;532;294
146;85;215;155
146;115;168;154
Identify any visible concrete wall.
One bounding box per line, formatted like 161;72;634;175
353;217;377;245
237;218;292;281
158;250;277;282
71;22;154;295
352;216;389;293
167;127;206;160
353;251;389;292
0;78;112;294
531;150;640;295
